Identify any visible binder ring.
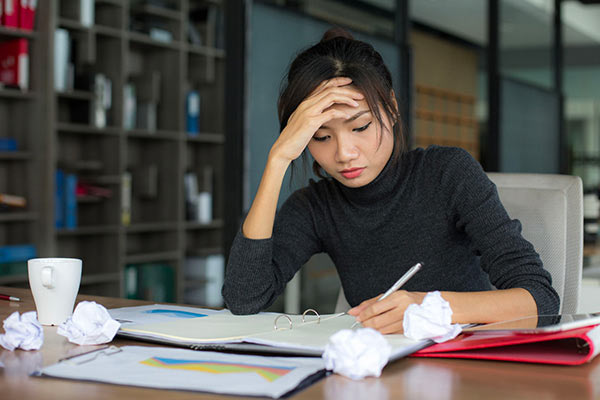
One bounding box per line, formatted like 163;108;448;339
274;314;293;330
302;308;320;324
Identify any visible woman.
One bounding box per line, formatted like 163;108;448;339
222;28;559;334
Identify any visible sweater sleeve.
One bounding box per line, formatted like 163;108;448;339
439;148;560;317
221;188;323;314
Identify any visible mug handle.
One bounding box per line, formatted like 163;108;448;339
41;266;54;289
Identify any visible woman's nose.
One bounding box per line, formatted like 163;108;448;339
335;136;359;163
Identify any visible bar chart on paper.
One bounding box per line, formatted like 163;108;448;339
140;357;294;382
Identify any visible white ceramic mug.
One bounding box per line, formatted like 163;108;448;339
28;258;82;326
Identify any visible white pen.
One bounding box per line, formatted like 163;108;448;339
378;262;423;301
351;262;423;328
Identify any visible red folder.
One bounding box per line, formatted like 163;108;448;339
0;38;29;89
412;324;600;365
2;0;18;28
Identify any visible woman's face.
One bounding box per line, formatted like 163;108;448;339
307;94;394;188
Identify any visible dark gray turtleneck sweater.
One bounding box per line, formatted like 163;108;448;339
222;146;559;317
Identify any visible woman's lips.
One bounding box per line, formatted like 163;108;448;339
340;167;365;179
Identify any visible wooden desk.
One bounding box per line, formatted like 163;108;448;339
1;286;599;400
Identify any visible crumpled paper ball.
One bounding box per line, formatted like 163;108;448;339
0;311;44;351
57;301;120;345
403;291;462;343
322;328;392;380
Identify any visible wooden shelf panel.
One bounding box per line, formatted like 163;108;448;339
56;225;121;236
0;151;32;161
0;212;37;222
126;222;179;233
0;89;37;100
94;25;122;38
187;45;225;59
0;26;36;39
126;129;180;140
128;31;181;50
58;18;91;32
132;4;181;20
186;247;223;257
57;90;94;101
185;219;224;230
186;133;225;144
125;251;180;264
56;123;122;136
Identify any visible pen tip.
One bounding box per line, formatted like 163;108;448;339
10;296;21;302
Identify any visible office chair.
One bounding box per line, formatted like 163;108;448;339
335;173;584;314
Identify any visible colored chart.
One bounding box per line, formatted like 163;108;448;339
140;357;294;382
142;309;207;318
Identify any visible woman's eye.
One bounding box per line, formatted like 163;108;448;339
313;136;328;142
353;121;372;132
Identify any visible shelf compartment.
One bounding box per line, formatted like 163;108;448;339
56;234;120;277
94;24;122;38
126;138;180;224
0;274;28;285
81;272;121;285
186;247;223;258
126;229;178;258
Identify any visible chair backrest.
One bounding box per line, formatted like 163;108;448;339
487;173;583;314
335;173;584;314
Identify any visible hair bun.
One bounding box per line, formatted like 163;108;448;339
321;27;354;42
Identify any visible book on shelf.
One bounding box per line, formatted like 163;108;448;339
0;244;36;263
132;71;160;131
0;38;29;90
18;0;36;31
132;164;158;200
54;28;70;92
186;90;200;135
76;182;112;199
121;171;132;226
0;193;26;208
64;173;77;228
0;138;17;151
55;169;65;228
1;0;18;28
92;73;112;128
123;83;136;130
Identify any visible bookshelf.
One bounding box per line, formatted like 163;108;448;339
0;0;229;305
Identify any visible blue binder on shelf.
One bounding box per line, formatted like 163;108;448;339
186;90;200;135
55;169;65;228
64;173;78;229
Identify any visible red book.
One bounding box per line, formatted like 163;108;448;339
2;0;18;28
412;324;600;365
17;0;34;31
0;38;29;90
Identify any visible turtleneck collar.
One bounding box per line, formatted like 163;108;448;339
335;152;406;206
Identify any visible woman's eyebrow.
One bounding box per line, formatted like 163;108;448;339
319;110;371;130
345;110;371;123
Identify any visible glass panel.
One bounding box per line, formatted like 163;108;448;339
561;1;600;266
499;0;554;90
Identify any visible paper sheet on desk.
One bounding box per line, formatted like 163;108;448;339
40;345;326;399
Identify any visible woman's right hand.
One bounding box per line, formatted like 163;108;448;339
269;77;364;165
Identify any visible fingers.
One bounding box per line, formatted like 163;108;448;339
354;291;424;335
310;77;353;97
